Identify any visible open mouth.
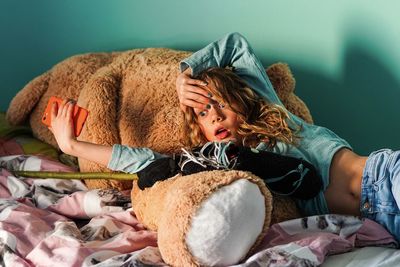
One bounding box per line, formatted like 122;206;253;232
215;128;230;140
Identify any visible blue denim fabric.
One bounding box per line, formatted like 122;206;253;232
361;149;400;241
107;144;168;173
180;32;352;216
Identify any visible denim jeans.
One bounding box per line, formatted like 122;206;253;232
180;32;351;216
361;149;400;241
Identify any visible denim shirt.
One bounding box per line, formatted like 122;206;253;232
180;32;352;216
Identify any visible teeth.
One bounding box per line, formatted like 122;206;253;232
217;129;225;134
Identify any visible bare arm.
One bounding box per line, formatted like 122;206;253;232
49;100;112;167
65;140;112;167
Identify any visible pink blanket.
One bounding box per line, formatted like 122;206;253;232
235;215;398;266
1;138;397;266
0;154;161;266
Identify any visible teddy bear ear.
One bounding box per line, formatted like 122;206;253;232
6;72;52;126
266;62;296;98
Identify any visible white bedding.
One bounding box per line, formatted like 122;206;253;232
323;247;400;267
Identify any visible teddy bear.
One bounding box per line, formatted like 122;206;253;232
6;47;311;266
131;169;301;266
6;48;312;191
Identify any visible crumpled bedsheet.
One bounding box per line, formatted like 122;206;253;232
1;154;398;267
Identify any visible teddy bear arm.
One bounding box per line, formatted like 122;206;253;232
77;67;132;190
270;195;301;225
132;170;273;267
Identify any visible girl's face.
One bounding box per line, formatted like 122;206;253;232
194;98;242;144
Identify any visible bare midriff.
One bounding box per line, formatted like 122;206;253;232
324;148;368;216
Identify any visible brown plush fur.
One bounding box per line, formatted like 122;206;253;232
131;170;274;267
6;48;312;191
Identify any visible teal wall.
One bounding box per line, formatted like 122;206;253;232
1;0;400;154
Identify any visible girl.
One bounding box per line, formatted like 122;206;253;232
50;92;323;200
175;32;400;242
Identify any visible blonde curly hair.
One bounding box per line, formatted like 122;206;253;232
182;67;300;148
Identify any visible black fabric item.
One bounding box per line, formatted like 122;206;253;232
136;143;323;199
137;157;180;190
179;160;218;175
233;146;323;200
136;145;223;190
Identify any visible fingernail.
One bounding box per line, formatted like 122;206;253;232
206;104;211;109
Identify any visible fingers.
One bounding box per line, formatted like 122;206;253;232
180;96;209;110
185;84;211;99
60;99;70;118
51;101;58;119
176;71;209;93
179;92;210;111
179;67;207;86
185;77;208;87
66;101;75;123
176;73;212;110
57;99;73;118
177;75;209;94
181;87;210;103
51;99;75;123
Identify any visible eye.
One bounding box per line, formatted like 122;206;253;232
198;110;207;117
218;102;226;109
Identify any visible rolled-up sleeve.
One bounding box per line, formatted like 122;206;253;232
107;144;168;174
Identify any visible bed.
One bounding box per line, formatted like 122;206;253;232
323;247;400;267
1;111;399;266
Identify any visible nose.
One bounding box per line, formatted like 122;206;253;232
210;106;224;123
212;116;222;123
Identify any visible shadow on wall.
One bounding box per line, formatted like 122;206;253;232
294;46;400;155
